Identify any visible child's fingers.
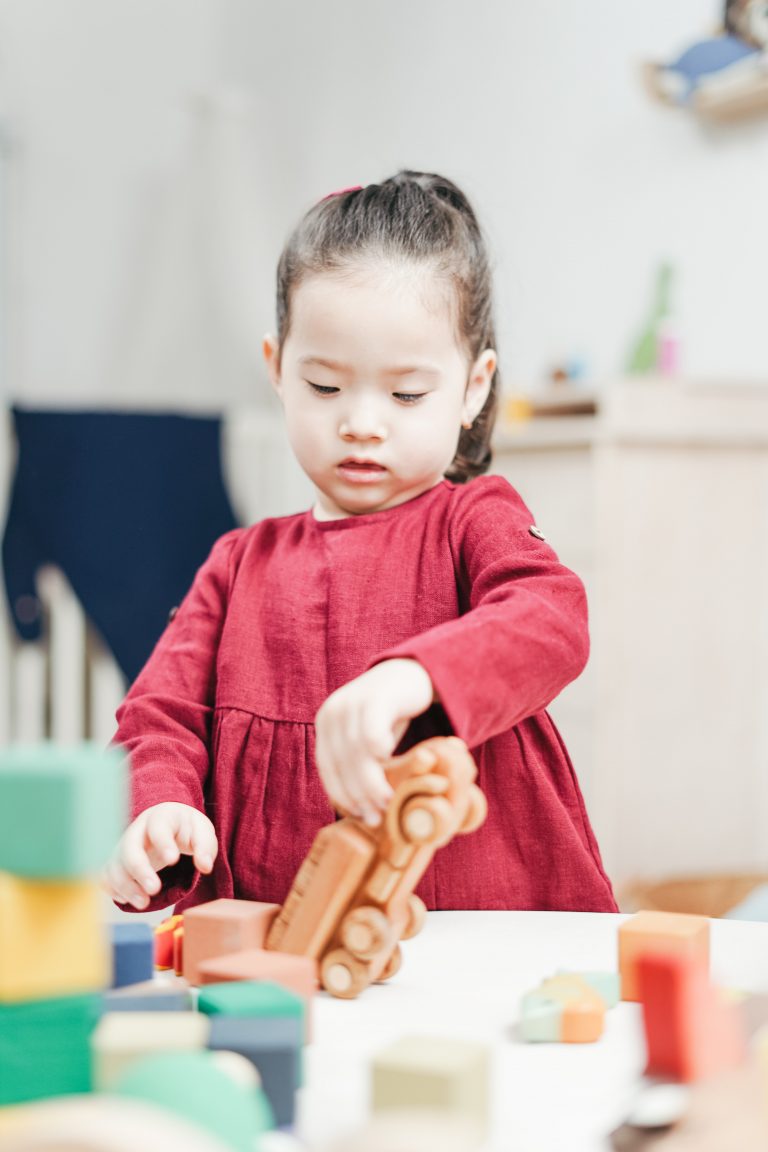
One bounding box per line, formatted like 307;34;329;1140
339;757;392;827
144;809;183;870
120;819;164;896
173;811;218;874
102;857;151;911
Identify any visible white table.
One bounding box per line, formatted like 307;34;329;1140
299;911;768;1152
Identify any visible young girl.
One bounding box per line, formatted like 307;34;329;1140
104;171;616;915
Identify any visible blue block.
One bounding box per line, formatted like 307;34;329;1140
103;980;192;1012
110;922;154;988
207;1014;302;1127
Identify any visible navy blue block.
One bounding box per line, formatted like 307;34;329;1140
207;1015;302;1127
110;922;154;989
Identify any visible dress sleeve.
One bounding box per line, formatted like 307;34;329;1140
373;476;589;749
114;529;243;820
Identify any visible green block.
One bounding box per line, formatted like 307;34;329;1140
114;1050;274;1151
0;743;128;878
198;980;304;1023
0;993;102;1104
518;992;562;1042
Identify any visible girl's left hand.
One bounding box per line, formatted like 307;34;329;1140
315;658;435;826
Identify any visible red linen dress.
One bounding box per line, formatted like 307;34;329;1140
115;475;616;913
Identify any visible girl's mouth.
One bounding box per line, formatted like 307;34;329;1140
337;459;387;484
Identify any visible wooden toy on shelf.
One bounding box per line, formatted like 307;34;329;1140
265;735;487;999
618;910;710;1002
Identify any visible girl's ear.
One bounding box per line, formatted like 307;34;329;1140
462;348;497;426
263;334;282;398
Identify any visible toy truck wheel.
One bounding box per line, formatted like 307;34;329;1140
460;785;488;835
399;794;454;845
401;894;427;941
340;906;395;960
375;944;402;983
320;948;372;999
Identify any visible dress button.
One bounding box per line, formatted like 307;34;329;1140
528;525;546;541
167;605;179;623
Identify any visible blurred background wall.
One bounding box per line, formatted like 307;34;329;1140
0;0;765;412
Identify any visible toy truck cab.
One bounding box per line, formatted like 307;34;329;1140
265;736;487;998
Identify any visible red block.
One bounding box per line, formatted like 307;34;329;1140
638;950;745;1082
154;914;183;970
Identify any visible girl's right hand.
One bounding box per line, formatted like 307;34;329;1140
101;802;218;911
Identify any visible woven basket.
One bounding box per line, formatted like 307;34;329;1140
617;873;768;919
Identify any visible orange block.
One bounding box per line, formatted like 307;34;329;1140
638;950;746;1082
154;914;183;970
619;910;709;1001
197;947;318;1038
181;899;281;985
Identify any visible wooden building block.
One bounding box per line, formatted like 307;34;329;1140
0;993;101;1105
91;1011;210;1090
103;980;192;1012
197;948;317;1038
558;969;621;1008
181;899;281;985
371;1035;489;1136
154;914;183;970
207;1015;301;1128
198;980;304;1027
110;922;154;988
0;742;127;878
638;951;745;1082
619;911;710;1001
0;872;109;1002
519;974;606;1043
113;1050;275;1146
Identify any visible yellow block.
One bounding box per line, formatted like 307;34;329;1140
0;871;109;1002
92;1012;211;1091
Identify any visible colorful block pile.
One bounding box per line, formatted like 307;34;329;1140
0;743;125;1105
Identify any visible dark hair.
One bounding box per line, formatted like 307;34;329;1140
275;170;500;483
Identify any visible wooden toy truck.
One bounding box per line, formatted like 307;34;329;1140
265;736;487;998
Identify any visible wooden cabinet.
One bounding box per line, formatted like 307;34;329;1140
493;381;768;888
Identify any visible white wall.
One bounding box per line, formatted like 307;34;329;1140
0;0;764;413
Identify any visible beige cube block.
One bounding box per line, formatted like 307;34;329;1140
0;871;109;1002
91;1011;210;1090
372;1035;489;1136
182;899;281;985
619;910;710;1001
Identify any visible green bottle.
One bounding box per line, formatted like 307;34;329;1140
626;263;674;374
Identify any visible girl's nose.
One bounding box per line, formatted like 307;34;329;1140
338;405;387;442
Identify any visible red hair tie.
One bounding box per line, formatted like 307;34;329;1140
320;184;363;202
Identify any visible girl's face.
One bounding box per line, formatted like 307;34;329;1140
264;264;496;520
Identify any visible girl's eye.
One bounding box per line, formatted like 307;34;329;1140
307;382;339;396
393;392;426;405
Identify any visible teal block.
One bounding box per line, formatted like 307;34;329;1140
0;993;102;1104
114;1050;274;1151
0;743;128;878
557;969;621;1009
518;992;562;1043
197;980;304;1024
